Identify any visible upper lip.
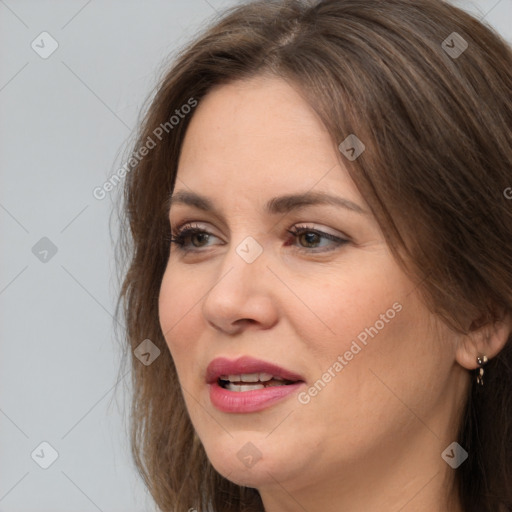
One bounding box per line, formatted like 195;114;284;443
206;356;305;384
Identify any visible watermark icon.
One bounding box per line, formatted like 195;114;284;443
31;441;59;469
298;301;403;404
31;31;59;59
441;32;468;59
338;134;365;161
503;187;512;200
236;236;263;263
442;441;468;468
93;97;197;200
134;339;161;366
32;237;58;263
237;442;262;468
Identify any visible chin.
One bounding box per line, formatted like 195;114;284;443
200;434;292;487
209;455;281;488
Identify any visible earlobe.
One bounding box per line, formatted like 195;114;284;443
455;313;512;371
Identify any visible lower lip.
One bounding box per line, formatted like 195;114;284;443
208;381;305;413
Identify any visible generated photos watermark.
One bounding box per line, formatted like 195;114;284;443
298;301;403;404
93;97;198;200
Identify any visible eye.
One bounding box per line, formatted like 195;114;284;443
169;222;349;254
169;223;219;252
285;225;349;253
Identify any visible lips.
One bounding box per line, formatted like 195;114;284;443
206;356;305;384
205;356;306;413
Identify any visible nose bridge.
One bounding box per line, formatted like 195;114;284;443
212;233;268;295
201;232;274;329
234;234;266;266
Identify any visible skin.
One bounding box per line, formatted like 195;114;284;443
158;75;510;512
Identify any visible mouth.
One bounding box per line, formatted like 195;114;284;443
217;373;298;392
205;356;305;413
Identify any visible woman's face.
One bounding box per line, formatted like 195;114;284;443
158;75;467;504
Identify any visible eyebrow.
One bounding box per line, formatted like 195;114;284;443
168;190;367;216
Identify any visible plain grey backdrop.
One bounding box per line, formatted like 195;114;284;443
1;1;511;511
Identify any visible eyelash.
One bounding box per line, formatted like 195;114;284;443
169;223;349;254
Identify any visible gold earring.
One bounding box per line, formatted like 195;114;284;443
476;355;489;386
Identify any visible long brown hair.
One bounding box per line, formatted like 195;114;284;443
116;0;512;510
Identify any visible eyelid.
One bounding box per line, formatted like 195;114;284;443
170;217;348;236
171;221;218;238
289;223;349;239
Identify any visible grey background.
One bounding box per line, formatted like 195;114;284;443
0;1;510;511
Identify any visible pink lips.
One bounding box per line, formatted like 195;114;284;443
206;356;305;413
206;356;305;383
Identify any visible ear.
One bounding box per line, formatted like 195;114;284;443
455;312;512;370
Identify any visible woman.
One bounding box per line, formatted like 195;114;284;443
117;0;512;510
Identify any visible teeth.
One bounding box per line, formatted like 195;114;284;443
241;373;259;382
226;383;266;392
220;372;284;383
223;380;289;392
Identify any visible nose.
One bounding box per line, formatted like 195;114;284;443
201;236;279;335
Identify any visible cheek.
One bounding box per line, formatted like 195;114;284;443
284;257;410;360
289;262;443;421
158;265;202;370
320;295;446;432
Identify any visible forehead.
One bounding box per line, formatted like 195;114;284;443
175;76;362;206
